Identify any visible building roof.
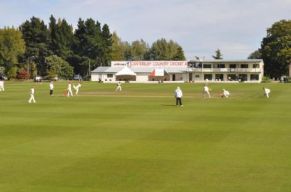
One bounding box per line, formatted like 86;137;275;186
188;59;263;63
92;67;187;74
91;67;123;73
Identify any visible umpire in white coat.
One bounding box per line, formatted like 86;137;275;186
174;86;183;107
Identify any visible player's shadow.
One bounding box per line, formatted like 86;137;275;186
161;104;177;107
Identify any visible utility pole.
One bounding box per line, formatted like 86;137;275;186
88;59;91;77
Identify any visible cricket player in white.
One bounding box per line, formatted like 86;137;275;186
174;86;183;107
221;89;230;98
67;82;73;97
115;82;122;91
203;85;211;98
73;83;82;95
28;87;36;103
49;81;54;96
0;80;4;91
264;87;271;98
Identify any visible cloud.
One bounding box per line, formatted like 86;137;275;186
0;0;290;59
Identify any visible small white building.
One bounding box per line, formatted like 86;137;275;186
91;59;264;83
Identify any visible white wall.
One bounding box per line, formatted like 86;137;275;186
136;73;149;82
91;73;100;81
91;74;115;82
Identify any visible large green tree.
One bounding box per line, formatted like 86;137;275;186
130;39;149;60
147;38;185;60
261;20;291;78
0;28;25;68
45;55;73;80
248;49;262;59
71;18;112;77
111;32;125;60
19;17;51;76
101;24;112;65
49;15;74;59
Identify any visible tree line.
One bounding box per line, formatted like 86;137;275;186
1;16;290;80
0;15;185;80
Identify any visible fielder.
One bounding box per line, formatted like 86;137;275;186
263;87;271;98
49;81;54;96
28;87;36;103
0;80;4;91
67;82;73;97
73;83;82;95
203;85;211;98
115;82;122;91
221;89;230;98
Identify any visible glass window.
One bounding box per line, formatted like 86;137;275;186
107;74;113;78
238;74;248;81
253;64;259;68
229;64;237;68
217;64;225;68
215;74;223;81
250;74;259;80
241;64;249;68
203;64;212;68
204;74;212;80
227;74;237;81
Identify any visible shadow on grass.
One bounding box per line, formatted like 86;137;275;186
161;104;178;107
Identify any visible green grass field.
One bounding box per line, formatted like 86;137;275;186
0;81;291;192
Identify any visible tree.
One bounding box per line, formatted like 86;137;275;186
261;20;291;78
49;15;74;59
248;49;262;59
17;68;30;79
111;32;125;60
123;41;132;60
0;28;25;69
147;38;186;60
173;46;186;60
45;55;73;80
19;17;51;76
72;18;112;76
130;39;149;60
6;66;18;79
212;49;223;59
101;24;112;65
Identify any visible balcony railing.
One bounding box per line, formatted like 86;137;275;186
191;68;262;73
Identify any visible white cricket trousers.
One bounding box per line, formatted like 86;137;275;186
28;94;36;103
67;89;73;97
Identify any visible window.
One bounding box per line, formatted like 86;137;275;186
187;62;201;68
227;74;237;81
241;64;249;68
238;74;248;81
203;64;212;68
217;64;225;68
107;74;113;78
250;74;259;80
253;64;259;68
204;74;212;80
215;74;223;81
229;64;237;68
195;75;200;78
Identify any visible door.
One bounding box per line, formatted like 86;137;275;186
172;74;176;81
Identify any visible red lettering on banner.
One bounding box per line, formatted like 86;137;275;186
127;61;187;68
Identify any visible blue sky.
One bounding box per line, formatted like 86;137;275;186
0;0;290;60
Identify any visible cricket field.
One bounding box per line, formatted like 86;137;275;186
0;81;291;192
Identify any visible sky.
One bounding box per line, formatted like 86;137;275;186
0;0;290;60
